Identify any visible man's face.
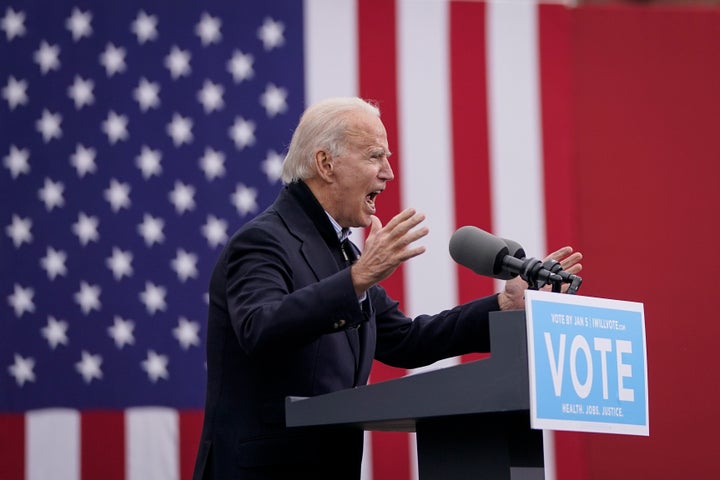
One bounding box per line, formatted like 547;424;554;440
328;112;394;228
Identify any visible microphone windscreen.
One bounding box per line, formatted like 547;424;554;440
502;237;526;259
449;226;511;279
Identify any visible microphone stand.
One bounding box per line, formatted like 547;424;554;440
543;259;583;295
513;257;563;291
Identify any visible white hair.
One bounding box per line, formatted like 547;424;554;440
281;97;380;184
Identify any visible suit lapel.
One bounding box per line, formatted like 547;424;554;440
274;187;363;368
274;187;338;282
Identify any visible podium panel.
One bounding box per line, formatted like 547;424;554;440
286;311;543;479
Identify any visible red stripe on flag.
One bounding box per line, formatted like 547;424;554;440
450;0;494;364
81;410;125;480
538;5;589;480
358;1;411;479
179;410;204;480
539;3;578;252
358;0;408;380
0;414;24;480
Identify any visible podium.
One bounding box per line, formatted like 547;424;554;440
285;311;544;479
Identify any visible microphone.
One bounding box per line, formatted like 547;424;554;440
449;226;516;280
502;236;526;260
503;234;582;294
449;226;570;291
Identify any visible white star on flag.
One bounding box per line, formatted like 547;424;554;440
165;46;191;79
72;212;100;246
167;113;193;146
8;354;35;387
106;247;134;280
231;183;259;217
75;281;101;315
70;143;97;177
260;83;288;117
108;316;136;349
67;76;95;109
3;145;30;178
131;10;158;44
173;317;201;350
197;79;224;113
195;12;222;46
76;351;103;383
169;181;196;214
261;150;284;184
102;111;129;144
138;214;165;246
136;145;163;178
1;7;26;41
227;50;254;83
140;282;167;314
36;109;63;142
6;214;33;248
104;179;132;212
199;147;226;180
99;43;127;76
38;177;65;211
2;76;28;110
41;316;69;349
8;283;35;317
171;249;198;282
34;41;61;74
66;8;93;41
141;350;169;382
229;116;256;150
40;247;68;280
257;17;285;50
133;78;161;111
202;215;228;248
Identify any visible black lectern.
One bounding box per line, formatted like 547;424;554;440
285;311;543;479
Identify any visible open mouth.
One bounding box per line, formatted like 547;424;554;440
365;190;381;211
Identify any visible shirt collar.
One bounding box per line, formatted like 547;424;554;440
325;212;351;243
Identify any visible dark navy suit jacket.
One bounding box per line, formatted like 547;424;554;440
193;182;500;479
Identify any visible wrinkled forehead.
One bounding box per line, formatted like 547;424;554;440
343;112;389;151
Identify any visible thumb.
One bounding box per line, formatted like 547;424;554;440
369;215;382;235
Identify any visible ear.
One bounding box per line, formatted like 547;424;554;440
314;150;334;183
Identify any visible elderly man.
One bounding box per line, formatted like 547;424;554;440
193;97;582;479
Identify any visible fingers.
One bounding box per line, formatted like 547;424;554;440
545;247;583;272
372;208;428;246
364;208;428;263
545;246;573;261
385;208;427;239
562;254;583;275
383;207;416;230
369;215;383;235
351;209;428;293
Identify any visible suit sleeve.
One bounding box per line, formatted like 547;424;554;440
371;285;501;369
219;225;366;356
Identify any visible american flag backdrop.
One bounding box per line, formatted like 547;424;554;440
0;0;581;479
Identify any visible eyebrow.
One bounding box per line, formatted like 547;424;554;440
368;147;392;157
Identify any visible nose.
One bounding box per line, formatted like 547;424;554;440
380;156;394;181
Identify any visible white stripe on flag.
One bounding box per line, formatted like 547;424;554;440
487;2;557;478
126;407;179;480
487;0;546;256
27;409;80;480
398;0;458;333
303;0;367;248
303;0;358;105
360;430;373;480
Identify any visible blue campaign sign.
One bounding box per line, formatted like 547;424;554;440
525;290;649;436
